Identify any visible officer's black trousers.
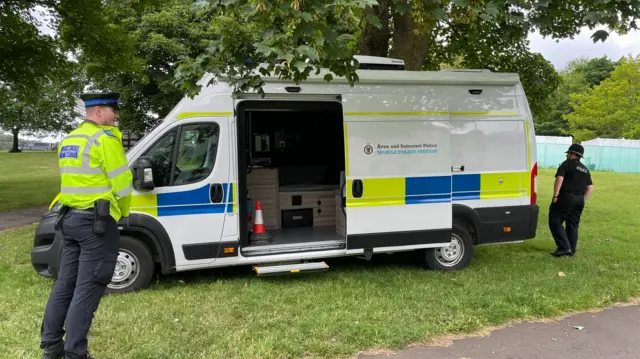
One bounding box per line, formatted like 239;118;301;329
40;211;119;358
548;193;585;253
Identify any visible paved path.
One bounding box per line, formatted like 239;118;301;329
360;303;640;359
0;206;48;231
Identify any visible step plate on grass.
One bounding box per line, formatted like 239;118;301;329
254;262;329;276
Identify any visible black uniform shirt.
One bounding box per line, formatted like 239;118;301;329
555;159;593;196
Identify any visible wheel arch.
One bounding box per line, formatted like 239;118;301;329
452;204;482;245
119;213;176;274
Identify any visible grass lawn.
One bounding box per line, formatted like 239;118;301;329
1;170;639;359
0;152;59;212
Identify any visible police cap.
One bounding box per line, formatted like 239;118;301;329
80;92;120;111
565;143;584;158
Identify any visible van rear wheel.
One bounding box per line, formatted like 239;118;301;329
106;236;154;294
422;224;473;270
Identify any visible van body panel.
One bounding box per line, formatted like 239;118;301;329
32;66;541;282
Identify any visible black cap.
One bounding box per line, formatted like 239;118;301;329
80;92;120;110
565;143;584;158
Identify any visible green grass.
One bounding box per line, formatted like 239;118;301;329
1;170;640;359
0;152;59;212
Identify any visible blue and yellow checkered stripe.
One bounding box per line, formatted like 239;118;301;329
130;183;237;217
346;172;529;207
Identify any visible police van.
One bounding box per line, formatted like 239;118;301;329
31;56;540;294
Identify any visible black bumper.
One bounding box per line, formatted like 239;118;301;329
31;213;62;279
527;204;540;239
474;204;539;245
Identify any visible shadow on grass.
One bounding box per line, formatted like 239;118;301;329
145;250;430;291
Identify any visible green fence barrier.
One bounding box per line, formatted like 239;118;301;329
537;143;640;173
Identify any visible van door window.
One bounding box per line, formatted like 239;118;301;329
142;128;178;188
173;123;220;186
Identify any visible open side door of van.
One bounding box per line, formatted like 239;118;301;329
342;111;453;253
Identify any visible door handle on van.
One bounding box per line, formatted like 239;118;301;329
352;179;363;198
210;183;224;203
451;165;465;172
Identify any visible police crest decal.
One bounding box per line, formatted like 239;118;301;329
363;143;374;156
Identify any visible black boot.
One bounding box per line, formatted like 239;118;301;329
42;340;64;359
550;249;572;257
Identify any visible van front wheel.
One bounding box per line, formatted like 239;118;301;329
106;236;154;294
422;224;473;271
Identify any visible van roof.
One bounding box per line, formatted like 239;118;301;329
198;66;521;88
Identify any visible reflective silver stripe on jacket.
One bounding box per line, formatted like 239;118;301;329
60;166;103;175
114;184;133;197
61;185;112;195
107;164;130;179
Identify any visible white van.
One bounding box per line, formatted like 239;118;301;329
31;56;540;293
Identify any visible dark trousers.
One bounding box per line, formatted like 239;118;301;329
548;193;585;253
40;211;120;358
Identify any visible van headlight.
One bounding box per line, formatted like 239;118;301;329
44;202;63;217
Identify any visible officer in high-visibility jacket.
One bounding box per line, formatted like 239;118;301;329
39;92;133;359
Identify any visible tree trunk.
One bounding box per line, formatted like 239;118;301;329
357;0;391;57
9;128;21;153
389;11;433;71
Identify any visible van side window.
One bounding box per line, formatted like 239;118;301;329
173;123;220;186
142;128;178;188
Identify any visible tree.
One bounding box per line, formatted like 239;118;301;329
565;55;640;141
534;66;590;136
171;0;640;98
0;0;160;93
0;76;79;153
573;56;618;87
533;56;620;136
75;0;217;134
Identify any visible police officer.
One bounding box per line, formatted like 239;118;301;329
40;92;133;359
548;144;595;257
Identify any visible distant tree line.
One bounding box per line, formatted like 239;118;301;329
534;55;640;142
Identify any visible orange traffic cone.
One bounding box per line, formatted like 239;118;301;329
253;201;265;234
250;201;272;244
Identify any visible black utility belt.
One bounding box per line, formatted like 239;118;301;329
558;192;584;197
57;200;111;234
68;208;94;214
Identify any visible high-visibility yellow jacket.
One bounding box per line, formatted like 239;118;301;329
57;120;133;222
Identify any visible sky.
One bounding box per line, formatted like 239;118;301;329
528;27;640;71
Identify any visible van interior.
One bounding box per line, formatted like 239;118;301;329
236;100;347;255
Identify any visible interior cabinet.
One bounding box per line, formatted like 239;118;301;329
279;188;337;228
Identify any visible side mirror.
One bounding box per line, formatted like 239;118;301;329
132;156;155;191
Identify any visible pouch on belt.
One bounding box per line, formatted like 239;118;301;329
93;200;110;234
53;206;68;231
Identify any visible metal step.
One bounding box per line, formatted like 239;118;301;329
242;240;345;257
254;261;329;276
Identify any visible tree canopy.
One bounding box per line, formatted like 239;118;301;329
565;55;640;142
0;76;79;152
534;56;619;137
3;0;640;137
172;0;640;99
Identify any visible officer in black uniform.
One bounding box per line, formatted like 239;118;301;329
549;144;595;257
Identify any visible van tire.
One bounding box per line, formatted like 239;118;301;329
106;236;155;295
421;224;473;271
